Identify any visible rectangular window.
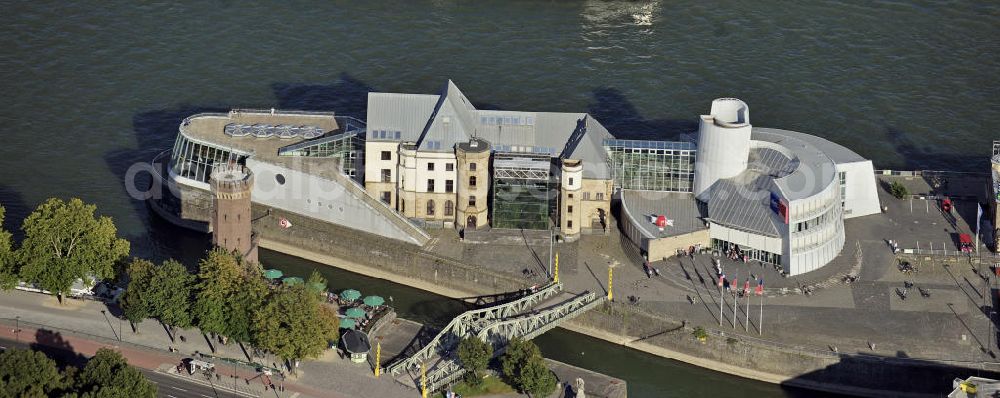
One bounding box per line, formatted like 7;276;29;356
582;192;589;200
469;176;477;187
381;169;391;183
427;179;435;192
596;192;605;201
567;220;573;228
446;180;454;193
381;151;391;161
446;163;454;171
470;162;477;171
568;193;574;199
427;163;435;171
380;191;391;204
568;177;574;186
568;205;573;213
469;196;476;207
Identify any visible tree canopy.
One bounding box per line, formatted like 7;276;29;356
500;338;556;397
193;248;245;338
73;348;156;398
253;281;338;363
457;336;493;386
153;259;194;331
16;198;129;301
0;205;16;290
0;348;70;398
120;258;157;326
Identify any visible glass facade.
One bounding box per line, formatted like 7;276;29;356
170;134;248;183
604;139;696;192
277;130;364;178
711;238;782;266
492;153;555;230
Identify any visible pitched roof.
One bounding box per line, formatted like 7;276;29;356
366;80;613;179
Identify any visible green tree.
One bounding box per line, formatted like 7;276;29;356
500;338;556;396
17;198;129;303
253;283;338;366
73;348;156;398
890;181;909;199
224;271;267;344
153;259;194;341
517;358;556;397
193;248;244;342
457;336;493;386
0;348;70;397
0;205;16;290
120;258;157;330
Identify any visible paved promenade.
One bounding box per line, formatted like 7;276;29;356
0;289;417;398
422;175;1000;370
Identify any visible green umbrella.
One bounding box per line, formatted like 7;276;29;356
263;269;283;280
363;296;385;307
340;289;361;301
282;277;304;286
345;307;365;319
339;318;356;329
308;281;327;293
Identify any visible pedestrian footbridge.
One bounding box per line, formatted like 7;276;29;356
385;282;603;392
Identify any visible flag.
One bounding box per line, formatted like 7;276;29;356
743;279;750;295
978;203;984;238
718;274;725;288
724;278;730;291
278;217;292;229
755;277;764;296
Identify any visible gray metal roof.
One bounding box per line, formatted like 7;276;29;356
366;81;613;179
750;129;838;201
621;190;707;239
753;127;865;164
706;168;783;237
365;92;438;142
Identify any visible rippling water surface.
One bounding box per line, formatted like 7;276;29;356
0;1;996;396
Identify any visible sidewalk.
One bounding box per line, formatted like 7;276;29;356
0;289;417;398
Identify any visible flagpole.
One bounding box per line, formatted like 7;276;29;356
759;293;764;336
745;282;750;332
719;264;724;327
733;271;738;329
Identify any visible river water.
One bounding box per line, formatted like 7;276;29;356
0;1;997;396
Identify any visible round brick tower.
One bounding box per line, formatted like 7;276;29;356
210;163;258;264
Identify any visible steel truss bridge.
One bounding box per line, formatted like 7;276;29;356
385;282;603;392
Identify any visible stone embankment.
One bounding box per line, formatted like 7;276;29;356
255;205;1000;397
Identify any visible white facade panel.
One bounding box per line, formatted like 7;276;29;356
246;159;421;244
364;141;400;184
838;160;881;218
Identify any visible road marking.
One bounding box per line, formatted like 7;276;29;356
290;393;300;398
200;394;212;398
167;395;177;398
169;386;188;392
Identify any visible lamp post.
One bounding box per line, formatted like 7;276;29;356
14;316;20;343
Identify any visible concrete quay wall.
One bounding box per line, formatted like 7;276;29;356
253;206;999;397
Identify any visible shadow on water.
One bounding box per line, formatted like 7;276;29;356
0;184;31;242
588;87;698;141
271;73;376;119
886;126;985;172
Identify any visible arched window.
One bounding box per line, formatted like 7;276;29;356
444;200;454;216
469;195;476;207
426;199;436;216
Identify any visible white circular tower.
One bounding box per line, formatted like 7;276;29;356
693;98;752;199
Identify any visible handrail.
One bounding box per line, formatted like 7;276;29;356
386;282;563;375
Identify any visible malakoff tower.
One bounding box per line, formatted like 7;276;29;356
209;163;258;264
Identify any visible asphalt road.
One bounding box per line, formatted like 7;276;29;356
0;338;258;398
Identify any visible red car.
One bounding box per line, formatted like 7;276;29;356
941;198;953;213
959;233;973;253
